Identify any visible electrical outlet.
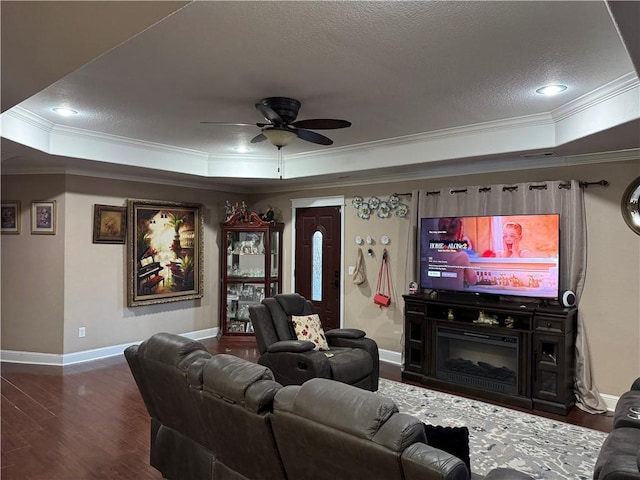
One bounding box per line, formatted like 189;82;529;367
348;266;355;275
78;327;86;338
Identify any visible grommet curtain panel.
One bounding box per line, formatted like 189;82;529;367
404;180;606;414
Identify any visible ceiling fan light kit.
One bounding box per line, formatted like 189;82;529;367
206;96;351;150
262;127;297;148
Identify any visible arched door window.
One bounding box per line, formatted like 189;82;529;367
311;231;323;301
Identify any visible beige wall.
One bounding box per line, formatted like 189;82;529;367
1;157;639;398
1;174;240;354
1;175;65;353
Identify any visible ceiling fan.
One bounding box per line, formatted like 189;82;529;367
201;97;351;149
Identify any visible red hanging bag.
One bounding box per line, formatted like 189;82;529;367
374;249;393;307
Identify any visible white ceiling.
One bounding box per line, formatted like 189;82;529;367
1;1;639;192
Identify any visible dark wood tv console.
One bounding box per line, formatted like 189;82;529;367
402;293;577;415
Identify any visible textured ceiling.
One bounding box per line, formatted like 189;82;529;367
1;1;638;190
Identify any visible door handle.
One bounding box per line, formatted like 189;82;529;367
334;270;339;288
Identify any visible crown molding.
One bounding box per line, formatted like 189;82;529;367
2;148;637;195
552;72;639;122
1;73;638;188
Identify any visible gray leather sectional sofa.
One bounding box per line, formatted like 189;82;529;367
125;332;534;480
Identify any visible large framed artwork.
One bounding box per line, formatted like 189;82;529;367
1;201;20;234
31;200;56;235
93;204;127;244
127;199;204;307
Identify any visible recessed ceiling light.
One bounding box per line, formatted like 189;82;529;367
52;107;78;116
233;146;251;153
535;84;567;96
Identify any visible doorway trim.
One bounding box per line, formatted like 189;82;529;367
291;196;345;327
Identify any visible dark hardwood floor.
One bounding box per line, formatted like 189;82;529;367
1;336;613;479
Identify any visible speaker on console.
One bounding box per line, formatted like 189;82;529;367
560;290;576;307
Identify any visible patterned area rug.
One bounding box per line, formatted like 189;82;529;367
378;378;607;480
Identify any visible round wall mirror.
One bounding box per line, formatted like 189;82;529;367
621;176;640;235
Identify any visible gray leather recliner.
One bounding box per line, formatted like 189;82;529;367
124;332;214;480
249;293;379;391
272;378;534;480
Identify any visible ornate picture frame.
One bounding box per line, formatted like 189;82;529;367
1;201;21;234
31;200;56;235
127;199;204;307
93;204;127;244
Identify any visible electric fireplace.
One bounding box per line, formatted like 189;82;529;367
436;326;519;395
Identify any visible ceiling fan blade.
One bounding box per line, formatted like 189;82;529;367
255;103;283;125
250;133;267;143
295;128;333;146
201;121;273;128
199;122;256;126
291;119;351;130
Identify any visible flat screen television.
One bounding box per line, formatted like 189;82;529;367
419;213;560;300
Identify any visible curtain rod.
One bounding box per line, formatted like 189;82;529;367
579;180;609;188
426;179;609;195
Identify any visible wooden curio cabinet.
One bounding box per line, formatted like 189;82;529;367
220;212;283;337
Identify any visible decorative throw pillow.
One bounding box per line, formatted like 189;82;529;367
291;314;330;351
423;424;471;473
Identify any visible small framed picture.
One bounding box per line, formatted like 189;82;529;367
1;201;21;234
31;201;56;235
93;204;127;244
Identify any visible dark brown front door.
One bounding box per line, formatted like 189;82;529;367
295;206;341;330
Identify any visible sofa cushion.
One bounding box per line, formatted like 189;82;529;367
275;293;311;315
139;331;210;369
327;347;373;385
201;353;275;407
276;378;397;440
292;314;329;350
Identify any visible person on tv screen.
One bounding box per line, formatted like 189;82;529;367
496;222;530;258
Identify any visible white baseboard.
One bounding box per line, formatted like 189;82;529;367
0;328;219;366
379;348;402;365
600;393;619;412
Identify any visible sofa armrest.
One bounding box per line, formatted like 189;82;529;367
325;328;366;339
325;334;380;391
261;350;332;385
401;442;469;480
267;340;315;353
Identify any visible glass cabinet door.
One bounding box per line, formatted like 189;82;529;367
270;229;280;277
226;281;266;333
227;231;266;278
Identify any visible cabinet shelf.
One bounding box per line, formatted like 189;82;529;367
220;212;283;337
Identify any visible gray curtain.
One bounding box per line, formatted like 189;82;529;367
401;190;420;368
414;179;606;413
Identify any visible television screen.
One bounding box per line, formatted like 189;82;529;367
419;214;560;299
